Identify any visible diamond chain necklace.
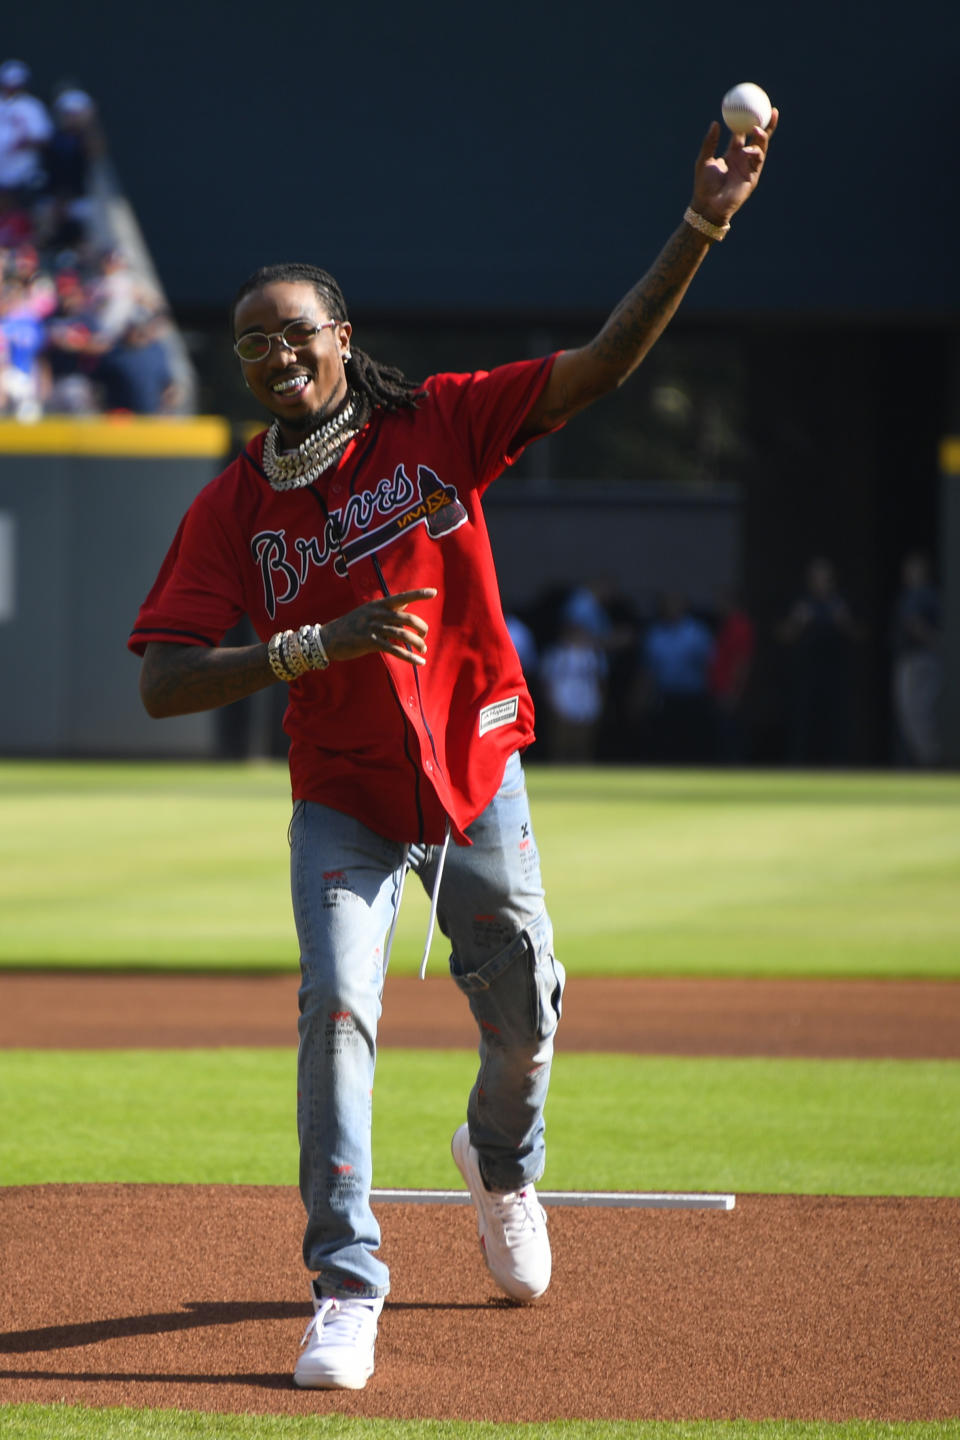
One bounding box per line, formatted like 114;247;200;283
261;393;370;491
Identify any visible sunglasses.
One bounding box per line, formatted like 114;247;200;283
234;318;338;363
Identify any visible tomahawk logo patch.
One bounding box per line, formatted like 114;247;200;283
478;696;519;736
252;464;468;618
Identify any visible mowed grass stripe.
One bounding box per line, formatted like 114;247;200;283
2;763;959;977
1;1049;956;1196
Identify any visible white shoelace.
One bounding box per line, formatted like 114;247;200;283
491;1188;547;1247
301;1297;375;1349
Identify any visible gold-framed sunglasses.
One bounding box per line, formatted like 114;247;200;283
234;319;338;363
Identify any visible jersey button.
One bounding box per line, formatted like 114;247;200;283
407;696;415;708
424;761;433;773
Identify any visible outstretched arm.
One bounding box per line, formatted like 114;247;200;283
518;110;778;439
140;588;437;718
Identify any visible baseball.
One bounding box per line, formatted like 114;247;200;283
721;82;772;135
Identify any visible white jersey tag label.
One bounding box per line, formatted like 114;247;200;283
478;696;519;736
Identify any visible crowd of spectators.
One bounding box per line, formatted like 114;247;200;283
509;578;756;766
509;553;943;769
0;58;180;420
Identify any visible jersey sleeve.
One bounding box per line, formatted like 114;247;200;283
127;489;247;656
422;354;561;493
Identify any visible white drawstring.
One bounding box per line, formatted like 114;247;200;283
419;819;451;980
382;823;452;979
382;847;409;975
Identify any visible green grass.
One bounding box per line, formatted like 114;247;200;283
535;768;960;977
2;762;960;977
1;1048;956;1195
1;1406;958;1439
0;762;293;968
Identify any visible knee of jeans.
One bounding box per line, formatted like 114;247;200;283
451;909;564;1046
298;979;378;1057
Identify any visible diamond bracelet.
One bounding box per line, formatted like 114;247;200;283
683;206;730;243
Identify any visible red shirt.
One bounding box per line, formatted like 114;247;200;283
708;610;756;698
129;356;558;843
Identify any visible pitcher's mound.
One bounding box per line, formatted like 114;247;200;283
1;1184;957;1421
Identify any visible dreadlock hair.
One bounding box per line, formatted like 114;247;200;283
231;262;421;414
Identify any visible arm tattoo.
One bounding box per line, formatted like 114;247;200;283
524;224;711;433
592;226;705;379
142;642;275;718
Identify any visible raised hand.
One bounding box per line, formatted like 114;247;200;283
690;110;778;227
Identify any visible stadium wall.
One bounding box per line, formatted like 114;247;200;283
941;438;960;767
0;420;226;756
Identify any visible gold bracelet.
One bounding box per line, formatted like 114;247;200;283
683;206;730;243
267;630;293;682
281;629;309;678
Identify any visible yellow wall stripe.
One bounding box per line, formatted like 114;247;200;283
5;421;955;468
940;437;960;475
0;417;231;458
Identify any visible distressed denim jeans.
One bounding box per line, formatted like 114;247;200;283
289;751;564;1298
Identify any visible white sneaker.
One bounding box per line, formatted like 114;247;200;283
451;1122;551;1302
293;1292;383;1390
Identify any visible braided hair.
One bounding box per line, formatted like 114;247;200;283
232;263;421;414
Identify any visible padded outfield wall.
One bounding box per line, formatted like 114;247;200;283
0;420;227;756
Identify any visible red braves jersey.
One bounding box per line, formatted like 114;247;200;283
129;356;558;843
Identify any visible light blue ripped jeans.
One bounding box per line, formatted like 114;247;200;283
289;751;564;1299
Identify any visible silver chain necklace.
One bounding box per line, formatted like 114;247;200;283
261;393;369;491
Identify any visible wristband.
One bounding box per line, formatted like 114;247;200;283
683;206;730;242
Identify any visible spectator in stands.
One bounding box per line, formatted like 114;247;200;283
0;271;48;418
36;89;102;252
778;555;863;766
637;591;715;762
0;189;33;248
88;247;145;344
10;242;55;319
0;61;52;200
891;550;941;767
97;306;179;413
708;586;756;762
43;268;104;413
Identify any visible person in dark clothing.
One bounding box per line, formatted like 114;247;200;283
778;557;863;765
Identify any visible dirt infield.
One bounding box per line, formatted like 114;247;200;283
2;973;958;1422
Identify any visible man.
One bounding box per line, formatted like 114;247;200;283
130;109;776;1390
0;60;52;198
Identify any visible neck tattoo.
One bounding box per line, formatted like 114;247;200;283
262;392;370;490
